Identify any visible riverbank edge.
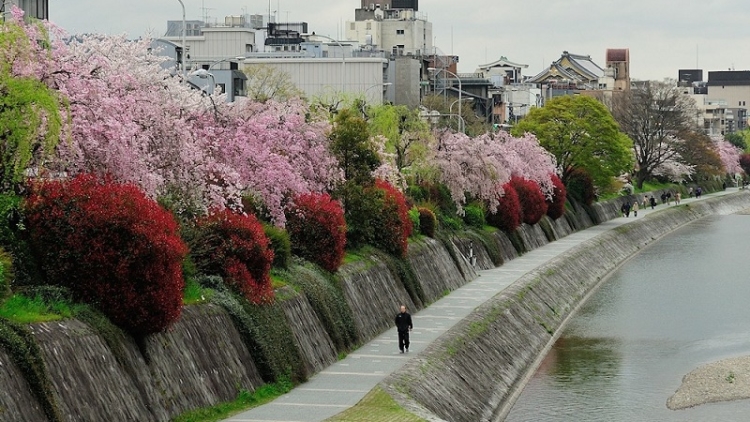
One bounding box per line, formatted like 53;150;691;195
380;191;750;422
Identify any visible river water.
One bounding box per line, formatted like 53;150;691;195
506;214;750;421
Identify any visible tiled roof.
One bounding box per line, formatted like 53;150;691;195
528;51;603;84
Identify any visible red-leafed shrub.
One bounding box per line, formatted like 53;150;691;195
286;193;346;272
418;207;436;238
740;153;750;177
373;179;413;257
24;174;187;336
510;177;548;225
566;168;596;205
189;209;274;304
487;182;522;232
546;174;567;220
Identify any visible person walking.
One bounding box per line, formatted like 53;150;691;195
621;201;631;218
632;200;639;217
650;196;657;209
675;192;681;204
395;305;413;353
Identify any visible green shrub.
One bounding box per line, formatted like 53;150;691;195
284;262;358;351
0;318;63;422
0;247;13;301
211;289;306;383
440;214;463;231
263;224;291;269
0;193;42;287
462;204;485;228
417;207;437;238
408;207;420;236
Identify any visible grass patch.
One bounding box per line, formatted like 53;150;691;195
0;293;85;323
270;273;288;290
171;378;294;422
325;386;426;422
183;278;213;305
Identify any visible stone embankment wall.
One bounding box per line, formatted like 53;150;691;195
382;192;750;422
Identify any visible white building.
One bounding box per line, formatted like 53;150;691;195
241;56;388;104
160;15;259;70
345;6;432;57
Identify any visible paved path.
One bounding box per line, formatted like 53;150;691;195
225;188;738;422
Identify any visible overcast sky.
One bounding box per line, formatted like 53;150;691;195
50;0;750;81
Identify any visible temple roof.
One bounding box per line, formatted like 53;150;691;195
477;56;529;70
528;51;603;84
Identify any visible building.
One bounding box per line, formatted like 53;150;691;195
241;56;388;104
1;0;48;20
603;48;630;92
527;51;604;93
707;71;750;115
681;70;750;134
476;57;536;125
346;5;432;58
158;15;263;101
160;16;259;68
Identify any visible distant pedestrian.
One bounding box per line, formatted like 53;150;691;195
666;191;672;205
688;187;694;197
696;187;702;198
675;192;681;204
660;192;667;204
395;305;413;353
632;201;639;217
723;181;727;190
642;196;648;209
621;201;631;218
650;196;657;209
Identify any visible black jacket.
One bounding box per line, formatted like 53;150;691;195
395;311;413;332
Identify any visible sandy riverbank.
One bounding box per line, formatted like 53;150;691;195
668;355;750;410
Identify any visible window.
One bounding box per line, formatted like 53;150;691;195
366;22;372;30
396;29;405;35
350;23;355;30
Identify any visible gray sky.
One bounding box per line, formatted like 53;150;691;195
51;0;750;81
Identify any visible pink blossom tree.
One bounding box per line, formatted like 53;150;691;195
431;130;557;214
713;136;742;175
5;13;342;224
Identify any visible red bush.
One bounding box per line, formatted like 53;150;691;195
190;209;274;304
487;182;522;232
566;168;596;205
510;177;548;225
372;179;413;257
285;193;346;272
24;174;187;336
546;174;567;220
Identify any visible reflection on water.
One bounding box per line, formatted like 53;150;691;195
506;215;750;422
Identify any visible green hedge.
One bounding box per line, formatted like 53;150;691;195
283;262;358;351
210;288;306;383
0;318;62;422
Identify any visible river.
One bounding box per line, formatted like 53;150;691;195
505;214;750;421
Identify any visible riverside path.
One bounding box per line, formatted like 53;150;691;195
224;188;739;422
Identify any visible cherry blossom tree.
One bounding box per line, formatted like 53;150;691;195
5;12;342;224
713;136;742;175
432;130;557;214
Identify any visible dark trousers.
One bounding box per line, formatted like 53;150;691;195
398;330;410;351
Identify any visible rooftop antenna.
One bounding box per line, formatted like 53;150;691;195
201;0;215;25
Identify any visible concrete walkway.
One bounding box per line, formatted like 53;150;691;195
225;188;738;422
